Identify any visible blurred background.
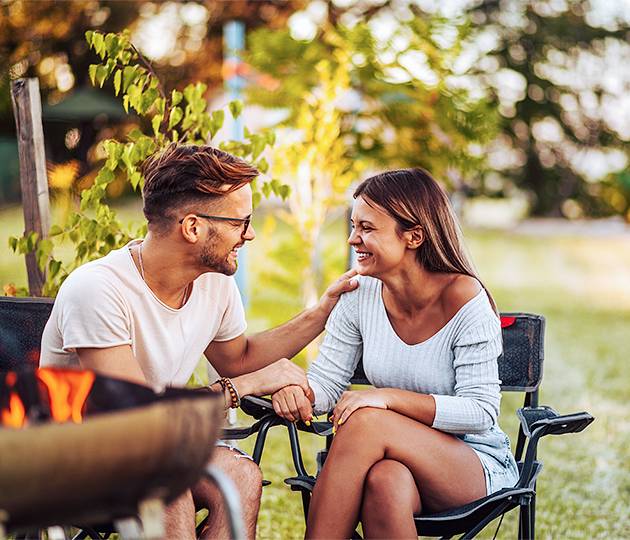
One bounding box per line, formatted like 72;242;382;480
1;0;629;538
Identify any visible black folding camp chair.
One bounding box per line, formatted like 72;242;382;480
0;295;280;539
250;312;594;539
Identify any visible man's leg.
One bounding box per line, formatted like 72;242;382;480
164;489;196;540
192;446;263;540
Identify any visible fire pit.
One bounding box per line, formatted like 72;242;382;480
0;367;224;535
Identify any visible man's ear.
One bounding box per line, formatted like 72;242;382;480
406;226;424;249
180;215;201;244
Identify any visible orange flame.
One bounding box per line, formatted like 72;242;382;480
1;392;26;428
1;372;26;428
1;368;95;428
37;368;95;423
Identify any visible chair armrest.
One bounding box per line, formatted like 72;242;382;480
240;395;275;419
518;406;594;439
530;411;594;436
516;406;558;437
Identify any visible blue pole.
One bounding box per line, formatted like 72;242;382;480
224;20;248;307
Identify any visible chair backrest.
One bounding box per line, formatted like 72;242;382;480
0;296;54;372
350;313;545;394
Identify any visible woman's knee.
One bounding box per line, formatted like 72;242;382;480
339;407;387;435
364;460;419;511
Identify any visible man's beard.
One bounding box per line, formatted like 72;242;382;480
200;232;238;276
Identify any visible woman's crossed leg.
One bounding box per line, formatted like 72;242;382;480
305;408;486;539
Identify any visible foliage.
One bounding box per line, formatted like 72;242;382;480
467;0;630;218
246;20;498;334
0;1;301;128
248;21;498;184
8;29;284;297
270;53;361;308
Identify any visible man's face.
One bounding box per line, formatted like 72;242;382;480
199;184;255;276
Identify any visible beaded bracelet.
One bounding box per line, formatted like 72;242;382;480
217;377;240;409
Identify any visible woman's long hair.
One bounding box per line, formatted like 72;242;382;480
354;168;498;314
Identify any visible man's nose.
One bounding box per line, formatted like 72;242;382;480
243;223;256;242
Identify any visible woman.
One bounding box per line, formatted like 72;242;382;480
272;168;519;539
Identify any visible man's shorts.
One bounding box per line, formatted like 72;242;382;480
215;440;253;461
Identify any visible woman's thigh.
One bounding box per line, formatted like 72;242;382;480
331;408;486;512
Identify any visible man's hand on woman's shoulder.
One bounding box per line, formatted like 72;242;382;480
316;269;359;317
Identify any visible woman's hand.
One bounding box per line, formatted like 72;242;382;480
272;385;314;423
331;389;391;431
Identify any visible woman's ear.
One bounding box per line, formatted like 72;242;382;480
406;226;424;249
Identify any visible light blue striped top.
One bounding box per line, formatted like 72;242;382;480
308;275;519;490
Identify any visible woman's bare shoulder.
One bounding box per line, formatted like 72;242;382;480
440;274;483;317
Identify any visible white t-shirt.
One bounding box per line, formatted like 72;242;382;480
40;240;247;389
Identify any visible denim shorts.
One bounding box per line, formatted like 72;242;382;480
474;448;519;495
462;425;520;496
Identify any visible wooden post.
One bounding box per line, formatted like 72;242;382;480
10;78;51;297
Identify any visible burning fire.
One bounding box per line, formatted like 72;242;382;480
1;368;95;428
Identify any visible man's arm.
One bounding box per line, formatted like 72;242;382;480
205;269;359;377
76;345;147;385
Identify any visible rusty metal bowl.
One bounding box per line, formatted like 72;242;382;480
0;373;223;533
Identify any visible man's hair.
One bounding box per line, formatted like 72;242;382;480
140;144;259;233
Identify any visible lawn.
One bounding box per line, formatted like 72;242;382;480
2;201;629;539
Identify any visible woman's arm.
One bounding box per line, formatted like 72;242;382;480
272;288;363;422
333;319;502;434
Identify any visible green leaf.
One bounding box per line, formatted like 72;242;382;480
88;64;98;86
252;191;262;208
85;30;94;47
95;65;109;88
279;185;290;200
127;129;144;142
49;259;62;279
171;90;183;106
92;32;105;58
49;225;64;237
262;182;272;198
257;157;269;174
251;136;266;160
229;100;243;119
155;97;165;115
95;167;115;186
152;114;163;136
8;236;17;251
113;69;122;95
26;232;39;252
104;33;120;56
122;66;138;92
129;170;143;190
168;107;183;130
140;87;159;114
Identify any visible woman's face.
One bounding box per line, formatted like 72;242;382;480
348;195;410;277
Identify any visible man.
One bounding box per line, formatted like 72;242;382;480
40;143;358;539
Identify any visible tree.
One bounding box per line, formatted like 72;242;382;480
8;30;284;297
244;19;498;344
467;0;630;218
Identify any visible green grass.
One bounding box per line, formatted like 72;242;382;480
2;203;629;538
